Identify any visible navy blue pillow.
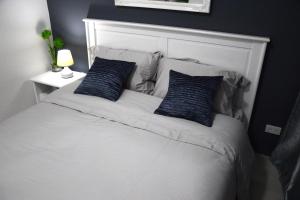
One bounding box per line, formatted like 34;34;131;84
154;70;223;127
74;57;135;101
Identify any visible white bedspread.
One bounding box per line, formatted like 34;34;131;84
0;82;254;200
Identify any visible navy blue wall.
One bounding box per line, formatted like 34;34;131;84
47;0;300;155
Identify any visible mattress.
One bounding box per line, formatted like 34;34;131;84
0;81;254;200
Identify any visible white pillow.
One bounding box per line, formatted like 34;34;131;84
153;57;250;121
91;46;161;94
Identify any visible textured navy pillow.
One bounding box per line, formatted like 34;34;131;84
74;57;135;101
154;70;223;127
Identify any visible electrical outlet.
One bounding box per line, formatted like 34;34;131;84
265;124;282;135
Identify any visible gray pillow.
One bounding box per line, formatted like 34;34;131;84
215;71;250;121
153;58;221;98
91;46;161;94
153;57;250;120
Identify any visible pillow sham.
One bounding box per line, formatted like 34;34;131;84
153;57;250;120
91;46;161;94
154;70;223;127
74;57;135;101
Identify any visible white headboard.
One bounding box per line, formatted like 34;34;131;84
83;18;270;124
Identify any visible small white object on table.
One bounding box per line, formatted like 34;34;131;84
30;71;86;103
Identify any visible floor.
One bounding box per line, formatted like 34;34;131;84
251;154;283;200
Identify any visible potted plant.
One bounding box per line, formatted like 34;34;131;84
41;29;64;72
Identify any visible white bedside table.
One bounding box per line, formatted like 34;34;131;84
31;71;86;103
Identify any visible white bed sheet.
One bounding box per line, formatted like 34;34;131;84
0;81;254;200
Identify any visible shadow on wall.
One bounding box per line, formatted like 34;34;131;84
36;20;49;35
1;81;36;122
47;0;93;72
70;42;89;72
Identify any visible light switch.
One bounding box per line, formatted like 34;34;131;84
265;124;282;135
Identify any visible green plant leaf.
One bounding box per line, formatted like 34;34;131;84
41;29;52;40
53;37;64;49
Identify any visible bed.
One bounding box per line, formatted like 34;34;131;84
0;19;270;200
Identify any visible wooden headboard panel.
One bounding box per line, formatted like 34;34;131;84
83;18;270;124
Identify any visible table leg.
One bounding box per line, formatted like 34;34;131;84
32;82;39;104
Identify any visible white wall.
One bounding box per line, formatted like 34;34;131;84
0;0;51;121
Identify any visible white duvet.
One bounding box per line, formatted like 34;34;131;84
0;82;254;200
